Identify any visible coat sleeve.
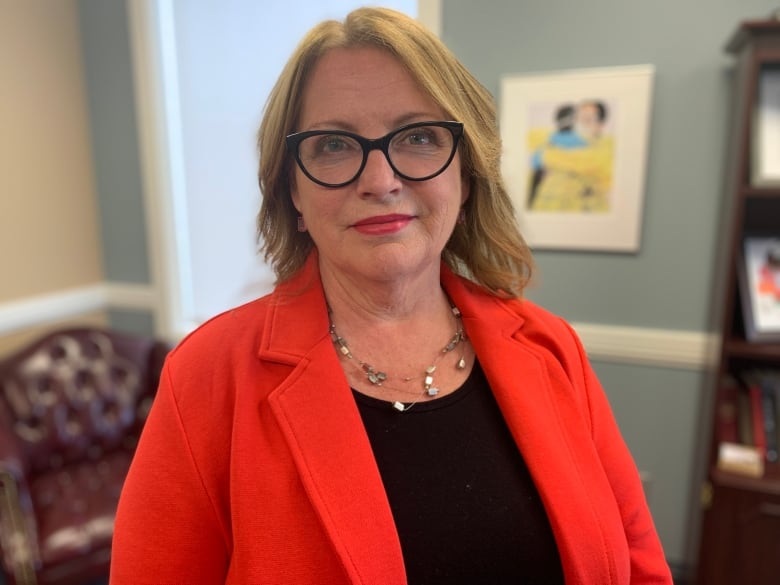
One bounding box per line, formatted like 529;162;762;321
110;360;230;584
566;322;674;585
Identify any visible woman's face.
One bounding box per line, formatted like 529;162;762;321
290;46;468;286
575;103;603;141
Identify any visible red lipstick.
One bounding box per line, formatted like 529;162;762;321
352;214;413;235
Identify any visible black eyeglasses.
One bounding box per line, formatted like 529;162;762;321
286;121;464;188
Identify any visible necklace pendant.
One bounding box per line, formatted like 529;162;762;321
424;367;438;396
393;401;406;412
443;331;462;353
364;366;387;386
367;371;387;385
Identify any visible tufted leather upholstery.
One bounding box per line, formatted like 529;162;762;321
0;328;169;585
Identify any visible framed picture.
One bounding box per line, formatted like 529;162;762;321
751;66;780;186
500;65;654;252
738;236;780;342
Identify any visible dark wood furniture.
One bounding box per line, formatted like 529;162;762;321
695;19;780;585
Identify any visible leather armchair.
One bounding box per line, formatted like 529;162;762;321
0;328;169;585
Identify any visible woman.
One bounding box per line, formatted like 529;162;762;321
111;7;673;584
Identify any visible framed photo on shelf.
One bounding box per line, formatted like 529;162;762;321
751;66;780;186
738;236;780;342
500;65;654;252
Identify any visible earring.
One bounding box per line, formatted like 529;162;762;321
457;208;466;224
297;215;307;232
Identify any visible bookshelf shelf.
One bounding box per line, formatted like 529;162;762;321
695;19;780;585
711;465;780;496
724;339;780;360
742;186;780;198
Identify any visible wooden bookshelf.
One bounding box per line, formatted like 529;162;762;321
695;19;780;585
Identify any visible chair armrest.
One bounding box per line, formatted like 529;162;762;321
0;421;38;584
0;468;39;585
0;427;25;480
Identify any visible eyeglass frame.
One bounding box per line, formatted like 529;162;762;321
285;120;464;188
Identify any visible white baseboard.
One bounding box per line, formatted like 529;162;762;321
0;284;719;370
0;283;156;337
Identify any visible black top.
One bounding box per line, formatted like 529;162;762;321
353;361;566;585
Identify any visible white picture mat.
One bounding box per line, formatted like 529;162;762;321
500;65;654;252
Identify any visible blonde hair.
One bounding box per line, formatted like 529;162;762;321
257;7;533;297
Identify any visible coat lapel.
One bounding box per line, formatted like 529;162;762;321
262;257;406;585
442;269;614;584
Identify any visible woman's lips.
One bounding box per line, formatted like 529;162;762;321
351;214;414;235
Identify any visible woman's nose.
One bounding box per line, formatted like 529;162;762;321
356;149;402;197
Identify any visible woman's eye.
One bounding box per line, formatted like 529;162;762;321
395;127;442;148
406;131;433;145
319;136;349;153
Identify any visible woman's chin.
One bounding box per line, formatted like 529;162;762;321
328;246;438;284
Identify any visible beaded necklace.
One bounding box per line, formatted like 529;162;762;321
329;305;467;412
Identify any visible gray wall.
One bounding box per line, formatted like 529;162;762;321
78;0;153;337
76;0;780;573
78;0;149;285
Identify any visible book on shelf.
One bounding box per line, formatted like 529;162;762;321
748;377;767;455
761;376;779;463
736;380;754;446
716;370;780;476
715;376;740;444
742;371;779;462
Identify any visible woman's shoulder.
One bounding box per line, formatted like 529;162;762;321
463;282;575;338
153;293;287;424
481;292;587;370
445;270;579;347
166;293;276;372
515;297;574;335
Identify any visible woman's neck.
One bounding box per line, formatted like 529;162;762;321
319;260;472;404
319;259;448;325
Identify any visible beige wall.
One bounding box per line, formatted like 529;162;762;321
0;0;107;353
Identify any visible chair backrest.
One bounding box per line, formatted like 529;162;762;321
0;328;168;476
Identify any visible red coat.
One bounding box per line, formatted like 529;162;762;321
111;256;673;584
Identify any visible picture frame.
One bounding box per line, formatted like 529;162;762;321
500;65;654;252
751;66;780;186
738;236;780;342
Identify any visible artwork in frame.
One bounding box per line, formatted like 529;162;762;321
500;65;654;252
751;66;780;186
738;236;780;342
